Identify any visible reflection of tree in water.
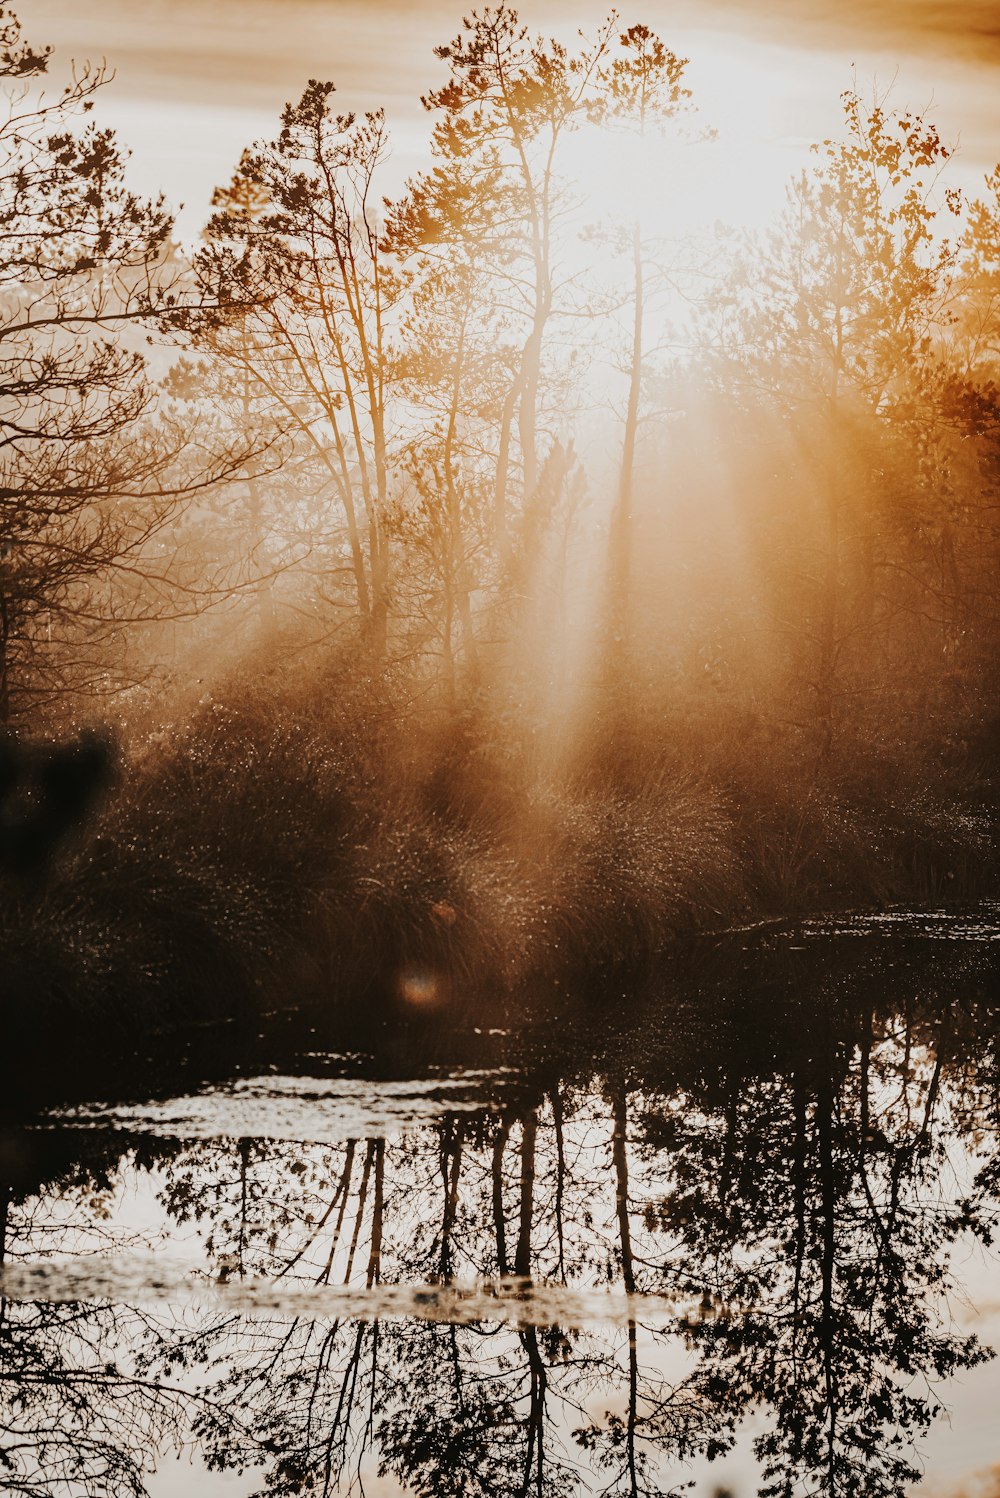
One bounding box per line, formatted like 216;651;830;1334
643;996;994;1497
0;1133;251;1497
158;1134;386;1285
0;1297;179;1497
5;956;1000;1495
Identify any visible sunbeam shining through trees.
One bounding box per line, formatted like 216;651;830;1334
2;2;1000;1495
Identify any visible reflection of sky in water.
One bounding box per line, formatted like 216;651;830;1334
47;1068;519;1144
7;912;1000;1494
148;1457;259;1498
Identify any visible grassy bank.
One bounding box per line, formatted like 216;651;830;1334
2;651;997;1074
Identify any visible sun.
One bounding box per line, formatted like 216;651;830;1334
562;93;796;250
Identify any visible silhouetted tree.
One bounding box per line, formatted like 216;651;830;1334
713;90;960;755
594;25;693;688
0;5;254;721
390;7;614;581
199;89;403;653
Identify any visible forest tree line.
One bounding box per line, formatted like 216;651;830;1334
2;2;1000;1017
5;0;1000;761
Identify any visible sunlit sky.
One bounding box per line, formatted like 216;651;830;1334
29;0;1000;244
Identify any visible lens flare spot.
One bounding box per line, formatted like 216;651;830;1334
397;966;441;1007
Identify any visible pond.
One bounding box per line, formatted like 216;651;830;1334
3;909;1000;1497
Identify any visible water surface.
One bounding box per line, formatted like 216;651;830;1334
4;910;1000;1497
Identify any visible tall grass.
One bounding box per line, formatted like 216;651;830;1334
1;649;996;1060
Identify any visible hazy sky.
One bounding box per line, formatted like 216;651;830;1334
28;0;1000;239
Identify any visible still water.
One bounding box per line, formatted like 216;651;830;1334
3;910;1000;1497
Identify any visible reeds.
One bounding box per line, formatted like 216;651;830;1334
1;657;995;1059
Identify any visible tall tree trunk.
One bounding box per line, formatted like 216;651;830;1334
439;1120;465;1281
494;383;519;563
237;1137;250;1279
817;1072;838;1488
514;1110;537;1280
552;1087;566;1284
492;1117;511;1276
366;1139;384;1288
609;219;644;657
610;1080;636;1295
611;1081;640;1496
518;323;543;504
369;522;390;657
342;1141;374;1285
